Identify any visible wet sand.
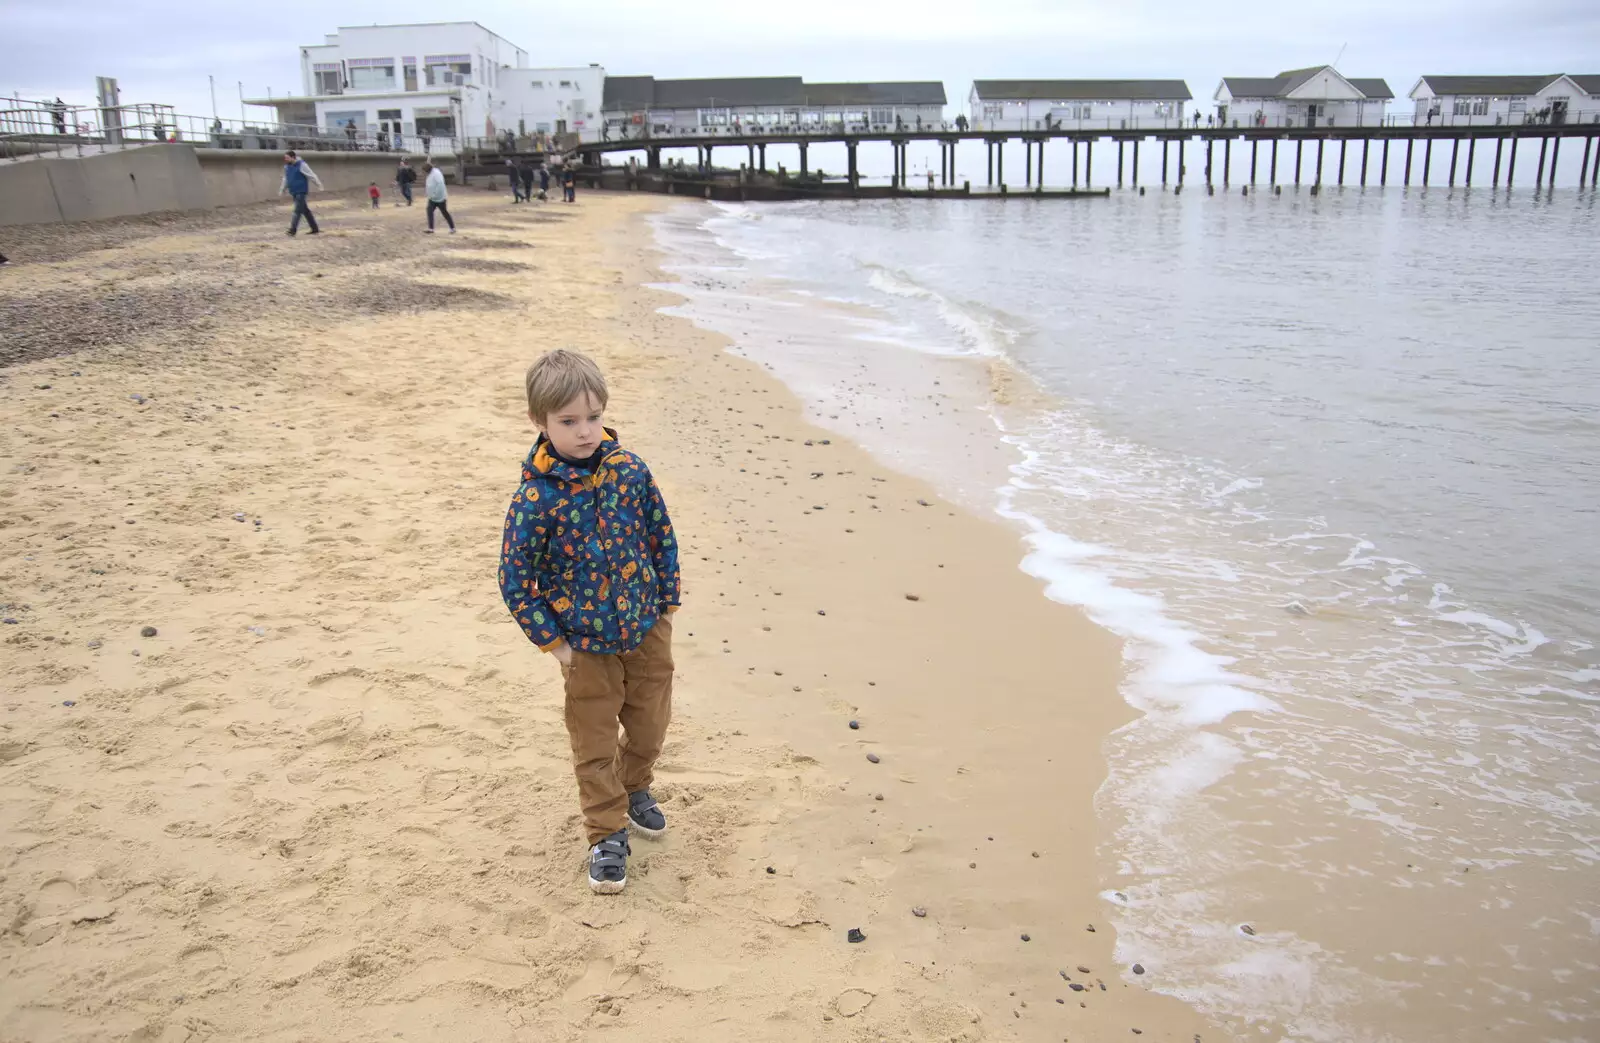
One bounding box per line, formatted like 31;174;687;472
0;188;1217;1041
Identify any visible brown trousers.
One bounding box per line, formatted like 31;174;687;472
562;617;674;844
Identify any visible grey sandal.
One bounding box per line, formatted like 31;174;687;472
588;829;629;894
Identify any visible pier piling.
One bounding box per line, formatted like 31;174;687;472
1492;138;1502;186
1161;139;1168;185
986;142;993;186
1315;138;1324;187
1072;140;1079;187
1535;136;1548;188
1085;140;1093;188
1205;139;1213;186
1423;138;1433;185
1581;137;1592;188
1507;137;1518;187
1381;138;1389;186
1294;139;1303;186
1404;139;1414;186
1130;139;1137;187
1338;138;1346;185
1118;140;1125;187
1251;139;1259;184
1465;138;1475;187
1448;138;1459;186
1548;138;1560;188
1270;139;1278;186
1361;138;1369;186
1223;137;1231;186
1026;140;1033;186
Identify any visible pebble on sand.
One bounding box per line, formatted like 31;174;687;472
140;626;158;637
911;906;927;917
1086;925;1096;932
1020;933;1031;942
766;866;776;874
1132;963;1145;975
1077;966;1091;974
916;499;931;507
1239;924;1256;936
905;594;920;602
866;752;880;763
847;927;866;943
848;720;859;729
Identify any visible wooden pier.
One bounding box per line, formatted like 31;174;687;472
565;122;1600;196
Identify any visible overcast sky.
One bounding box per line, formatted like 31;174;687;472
6;0;1599;120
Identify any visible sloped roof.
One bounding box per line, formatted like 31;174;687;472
601;75;655;109
1571;75;1600;94
972;79;1192;101
806;82;947;106
1415;75;1560;96
1222;66;1390;100
603;76;945;109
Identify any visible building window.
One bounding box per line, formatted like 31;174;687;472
349;64;395;91
1472;97;1488;115
313;64;342;95
424;55;473;86
560;80;573;88
1152;101;1175;118
983;103;1004;121
377;108;401;120
529;81;544;89
869;107;892;124
403;60;417;92
699;109;729;126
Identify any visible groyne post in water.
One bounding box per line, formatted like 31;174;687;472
799;142;808;174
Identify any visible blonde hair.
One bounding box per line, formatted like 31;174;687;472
525;349;609;422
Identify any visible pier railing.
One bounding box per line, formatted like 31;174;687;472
0;96;456;161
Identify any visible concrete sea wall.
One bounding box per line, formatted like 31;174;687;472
0;146;433;226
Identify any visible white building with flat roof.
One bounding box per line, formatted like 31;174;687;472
245;21;529;152
490;65;606;140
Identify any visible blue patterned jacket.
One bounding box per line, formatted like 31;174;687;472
498;430;681;654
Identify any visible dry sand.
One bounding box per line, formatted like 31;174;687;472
0;188;1220;1041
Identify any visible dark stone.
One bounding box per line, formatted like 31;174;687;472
140;626;157;637
905;594;920;601
1;618;18;625
1070;983;1085;992
848;720;859;729
1132;963;1145;975
63;700;75;707
1240;924;1256;936
1020;934;1030;942
1078;966;1091;974
912;906;926;917
847;927;866;943
866;752;880;763
1086;925;1096;932
916;499;930;506
766;866;775;874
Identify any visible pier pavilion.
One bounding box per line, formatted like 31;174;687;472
1408;75;1600;128
1215;67;1393;129
968;80;1192;132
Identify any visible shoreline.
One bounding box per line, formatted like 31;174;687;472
0;189;1216;1041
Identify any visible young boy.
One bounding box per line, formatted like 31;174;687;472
498;349;681;894
368;182;381;208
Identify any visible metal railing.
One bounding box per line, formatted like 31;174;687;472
1;96;459;161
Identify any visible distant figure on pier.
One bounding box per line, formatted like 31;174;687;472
955;114;968;132
1193;111;1201;128
1207;114;1214;128
50;98;67;134
421;132;431;155
377;128;389;151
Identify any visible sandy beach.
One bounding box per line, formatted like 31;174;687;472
0;188;1218;1041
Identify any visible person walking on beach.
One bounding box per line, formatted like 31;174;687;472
507;159;525;203
395;158;416;205
562;167;576;203
499;349;681;894
278;150;323;236
518;158;536;203
368;181;381;208
423;161;455;233
538;164;550;200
